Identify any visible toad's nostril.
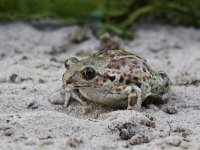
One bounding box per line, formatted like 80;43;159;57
66;80;73;85
65;76;74;84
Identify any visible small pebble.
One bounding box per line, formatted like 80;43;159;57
119;128;133;140
39;79;45;83
67;137;83;148
100;33;121;50
129;134;149;145
69;26;92;43
26;100;38;109
4;130;13;136
21;56;28;60
10;73;21;83
50;57;57;62
163;105;178;114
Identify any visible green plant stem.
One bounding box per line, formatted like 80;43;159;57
121;6;155;29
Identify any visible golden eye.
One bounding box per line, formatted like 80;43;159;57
81;67;96;80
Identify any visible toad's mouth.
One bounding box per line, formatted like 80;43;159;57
74;85;92;88
64;83;92;89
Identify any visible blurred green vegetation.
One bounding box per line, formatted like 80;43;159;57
0;0;200;39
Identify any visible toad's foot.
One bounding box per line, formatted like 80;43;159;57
61;88;87;107
127;86;142;110
49;87;87;107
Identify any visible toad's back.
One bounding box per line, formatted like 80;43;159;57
82;50;151;79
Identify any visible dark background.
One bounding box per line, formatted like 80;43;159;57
0;0;200;39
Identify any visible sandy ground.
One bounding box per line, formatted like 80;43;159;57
0;22;200;150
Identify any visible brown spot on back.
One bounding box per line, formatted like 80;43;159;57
116;88;122;92
129;96;137;107
119;76;124;82
142;75;149;81
126;79;131;85
132;60;138;65
103;73;109;81
119;58;126;66
142;76;147;81
127;74;131;78
107;58;127;70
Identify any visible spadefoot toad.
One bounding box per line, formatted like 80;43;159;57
61;50;171;110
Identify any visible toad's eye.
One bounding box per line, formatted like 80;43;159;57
81;67;96;80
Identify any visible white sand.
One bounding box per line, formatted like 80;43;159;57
0;22;200;150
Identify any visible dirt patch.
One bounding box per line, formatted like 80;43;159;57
0;23;200;149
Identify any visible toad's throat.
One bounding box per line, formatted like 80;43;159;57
79;87;122;95
79;88;127;106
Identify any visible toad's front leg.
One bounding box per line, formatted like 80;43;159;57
124;85;142;110
61;86;87;107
